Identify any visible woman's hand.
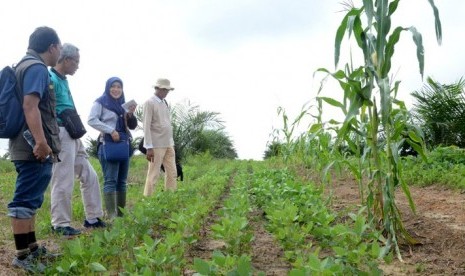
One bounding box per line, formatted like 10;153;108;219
127;104;137;114
111;130;120;142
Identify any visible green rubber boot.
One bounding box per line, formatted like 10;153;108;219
104;192;117;220
116;191;126;217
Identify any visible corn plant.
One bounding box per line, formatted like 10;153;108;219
272;105;311;162
316;0;442;260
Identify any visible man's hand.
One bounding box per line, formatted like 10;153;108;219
146;148;154;162
34;141;52;161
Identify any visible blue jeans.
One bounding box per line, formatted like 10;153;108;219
98;146;129;193
8;160;53;218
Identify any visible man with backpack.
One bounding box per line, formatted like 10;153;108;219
49;43;106;236
7;26;62;273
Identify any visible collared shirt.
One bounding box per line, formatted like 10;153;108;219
143;95;173;149
49;68;75;124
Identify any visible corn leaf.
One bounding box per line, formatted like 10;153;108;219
427;0;442;44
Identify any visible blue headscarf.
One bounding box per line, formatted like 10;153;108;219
96;76;126;132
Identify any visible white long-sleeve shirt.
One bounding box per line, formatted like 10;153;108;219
143;96;174;148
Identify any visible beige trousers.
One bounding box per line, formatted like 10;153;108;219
51;127;103;227
143;146;177;196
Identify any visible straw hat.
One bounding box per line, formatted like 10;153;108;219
153;78;174;90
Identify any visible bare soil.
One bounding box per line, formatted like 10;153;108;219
331;177;465;275
183;172;291;275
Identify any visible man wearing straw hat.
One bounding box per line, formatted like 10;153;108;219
142;78;177;196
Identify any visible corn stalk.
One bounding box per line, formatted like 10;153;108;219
317;0;441;260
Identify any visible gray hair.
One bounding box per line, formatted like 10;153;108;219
58;43;79;63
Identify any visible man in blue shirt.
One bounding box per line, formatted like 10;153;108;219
8;26;62;273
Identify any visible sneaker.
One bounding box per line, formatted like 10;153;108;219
84;218;107;228
30;246;61;261
51;225;81;236
12;256;45;273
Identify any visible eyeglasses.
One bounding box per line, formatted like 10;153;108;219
68;57;80;64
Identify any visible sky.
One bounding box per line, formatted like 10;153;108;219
0;1;464;160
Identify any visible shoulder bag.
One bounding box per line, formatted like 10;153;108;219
102;132;131;162
59;108;87;139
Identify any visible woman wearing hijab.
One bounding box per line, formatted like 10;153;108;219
88;77;137;220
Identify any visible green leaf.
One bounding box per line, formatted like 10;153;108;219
353;14;364;48
212;251;226;266
408;27;425;79
371;241;381;258
399;177;417;214
334;13;348;68
194;258;211;275
362;0;374;26
307;254;322;271
378;77;391;125
335;9;362;67
427;0;442;44
68;239;83;256
375;0;390;65
237;256;252;275
382;26;404;78
333;246;346;256
408;139;427;162
318;97;344;109
333;70;346;79
309;123;322;133
408;130;421;143
289;269;307;276
89;262;107;272
328;119;341;125
388;0;400;16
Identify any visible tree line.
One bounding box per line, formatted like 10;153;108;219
86;100;238;161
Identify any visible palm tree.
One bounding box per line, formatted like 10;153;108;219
131;100;237;160
411;77;465;148
85;136;99;158
263;141;282;159
171;100;236;160
190;129;237;159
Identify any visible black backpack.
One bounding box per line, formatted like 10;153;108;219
0;58;42;138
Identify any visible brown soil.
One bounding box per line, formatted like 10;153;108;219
248;209;291;275
183;207;291;275
183;172;291;275
331;177;465;275
0;239;61;276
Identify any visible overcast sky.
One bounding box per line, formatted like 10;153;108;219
0;1;463;160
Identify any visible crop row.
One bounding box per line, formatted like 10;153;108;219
248;163;385;275
50;159;236;274
39;156;390;275
191;161;388;275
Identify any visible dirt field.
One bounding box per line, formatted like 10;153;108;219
331;178;465;275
